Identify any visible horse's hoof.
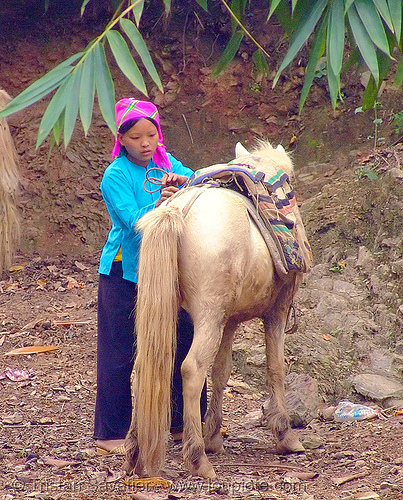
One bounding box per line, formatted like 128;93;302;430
277;432;305;454
204;433;223;454
190;455;216;479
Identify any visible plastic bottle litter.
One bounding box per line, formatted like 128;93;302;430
334;401;379;422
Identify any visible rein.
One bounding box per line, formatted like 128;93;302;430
143;166;167;193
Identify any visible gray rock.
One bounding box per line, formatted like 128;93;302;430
391;259;403;276
356;246;375;269
283;372;319;427
351;373;403;401
389;167;403;180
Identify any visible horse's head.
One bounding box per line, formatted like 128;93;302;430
235;140;294;179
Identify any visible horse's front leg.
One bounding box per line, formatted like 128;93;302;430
181;323;222;479
203;320;237;454
263;279;304;454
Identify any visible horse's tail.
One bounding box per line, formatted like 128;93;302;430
134;204;185;475
0;89;20;276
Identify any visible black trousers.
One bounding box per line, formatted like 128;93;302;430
94;262;207;440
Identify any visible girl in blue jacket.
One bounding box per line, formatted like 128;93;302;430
94;98;206;454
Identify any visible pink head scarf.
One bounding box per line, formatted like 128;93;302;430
111;98;171;171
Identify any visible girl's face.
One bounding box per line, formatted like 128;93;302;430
118;118;159;167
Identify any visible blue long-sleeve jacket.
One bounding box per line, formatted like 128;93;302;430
98;154;193;283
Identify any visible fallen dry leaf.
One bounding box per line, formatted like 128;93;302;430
332;471;370;486
0;335;5;346
124;477;173;488
8;264;25;272
54;320;91;326
74;260;88;271
42;457;78;468
322;334;331;341
284;471;318;480
5;345;59;356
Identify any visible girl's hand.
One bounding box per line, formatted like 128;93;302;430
161;173;188;188
155;186;179;207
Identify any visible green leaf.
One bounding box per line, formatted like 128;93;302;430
79;50;96;136
36;76;71;148
355;0;391;56
252;49;270;76
120;18;163;92
344;0;355;12
327;60;340;109
291;0;298;15
373;0;394;33
388;0;402;43
327;0;345;76
195;0;208;11
394;54;403;87
80;0;91;16
51;112;64;146
362;51;391;109
212;31;244;77
299;11;328;113
130;0;144;26
106;30;147;96
162;0;171;14
267;0;283;21
273;0;328;87
64;64;83;147
347;5;379;84
93;43;116;134
0;53;82;119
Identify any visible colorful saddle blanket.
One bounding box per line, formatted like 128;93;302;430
186;163;312;279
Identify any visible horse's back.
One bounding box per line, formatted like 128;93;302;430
169;187;276;317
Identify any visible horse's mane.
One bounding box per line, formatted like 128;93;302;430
237;140;294;180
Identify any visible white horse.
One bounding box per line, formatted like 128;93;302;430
0;89;20;276
125;141;310;479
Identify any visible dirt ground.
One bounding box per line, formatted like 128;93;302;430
1;3;403;500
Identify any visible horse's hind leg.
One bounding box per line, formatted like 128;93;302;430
124;412;144;476
181;321;223;479
263;279;304;454
203;320;237;454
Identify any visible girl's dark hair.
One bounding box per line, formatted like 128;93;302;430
118;117;157;134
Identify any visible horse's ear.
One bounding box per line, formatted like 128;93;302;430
276;144;285;153
235;142;249;157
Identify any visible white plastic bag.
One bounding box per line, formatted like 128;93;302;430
334;401;379;422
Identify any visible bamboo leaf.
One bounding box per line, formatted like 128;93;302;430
162;0;171;14
212;31;244;77
195;0;208;11
327;60;340;109
291;0;298;14
388;0;402;43
52;112;65;145
120;18;163;92
394;54;403;87
0;53;82;119
36;77;72;148
267;0;282;21
273;0;328;87
328;0;345;76
130;0;145;25
344;0;355;12
373;0;394;32
80;0;91;16
299;12;328;113
347;5;379;84
79;50;96;135
355;0;391;56
252;49;270;76
362;74;378;110
64;64;83;147
106;30;147;95
93;43;116;134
